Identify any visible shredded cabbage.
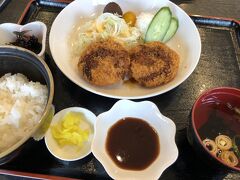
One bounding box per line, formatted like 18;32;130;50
71;13;142;56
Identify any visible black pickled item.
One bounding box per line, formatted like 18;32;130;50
106;117;159;170
9;30;42;54
2;0;240;179
103;2;123;16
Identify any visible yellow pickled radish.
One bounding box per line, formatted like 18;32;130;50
123;11;136;26
51;111;90;148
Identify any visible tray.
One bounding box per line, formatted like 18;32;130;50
1;0;240;179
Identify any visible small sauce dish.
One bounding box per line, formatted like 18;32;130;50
92;99;178;179
45;107;96;161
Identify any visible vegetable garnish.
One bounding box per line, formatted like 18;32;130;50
51;112;90;148
203;139;218;155
123;11;136;27
145;7;178;43
71;13;141;56
203;134;239;167
220;151;239;167
233;135;240;158
162;17;179;43
215;135;232;151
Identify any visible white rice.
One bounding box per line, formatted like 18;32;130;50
0;73;48;153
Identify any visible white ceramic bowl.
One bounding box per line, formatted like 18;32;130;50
92;100;178;179
45;107;96;161
49;0;201;99
0;21;47;57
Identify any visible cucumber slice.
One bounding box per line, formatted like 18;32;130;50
145;7;172;42
162;17;179;43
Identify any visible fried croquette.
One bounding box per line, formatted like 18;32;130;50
78;39;130;86
130;41;180;87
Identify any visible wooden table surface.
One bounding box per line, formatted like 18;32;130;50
0;0;239;180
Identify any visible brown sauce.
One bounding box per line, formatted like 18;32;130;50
106;117;160;170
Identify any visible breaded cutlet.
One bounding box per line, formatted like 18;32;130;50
130;41;180;87
78;38;130;86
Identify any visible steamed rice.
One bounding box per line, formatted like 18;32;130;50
0;73;48;153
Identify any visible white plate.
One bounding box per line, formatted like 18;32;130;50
92;100;178;179
49;0;201;99
45;107;96;161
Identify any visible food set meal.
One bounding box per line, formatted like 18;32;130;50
72;2;179;87
0;0;239;179
50;0;201;99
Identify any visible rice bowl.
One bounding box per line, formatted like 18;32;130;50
0;73;48;153
0;46;54;164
